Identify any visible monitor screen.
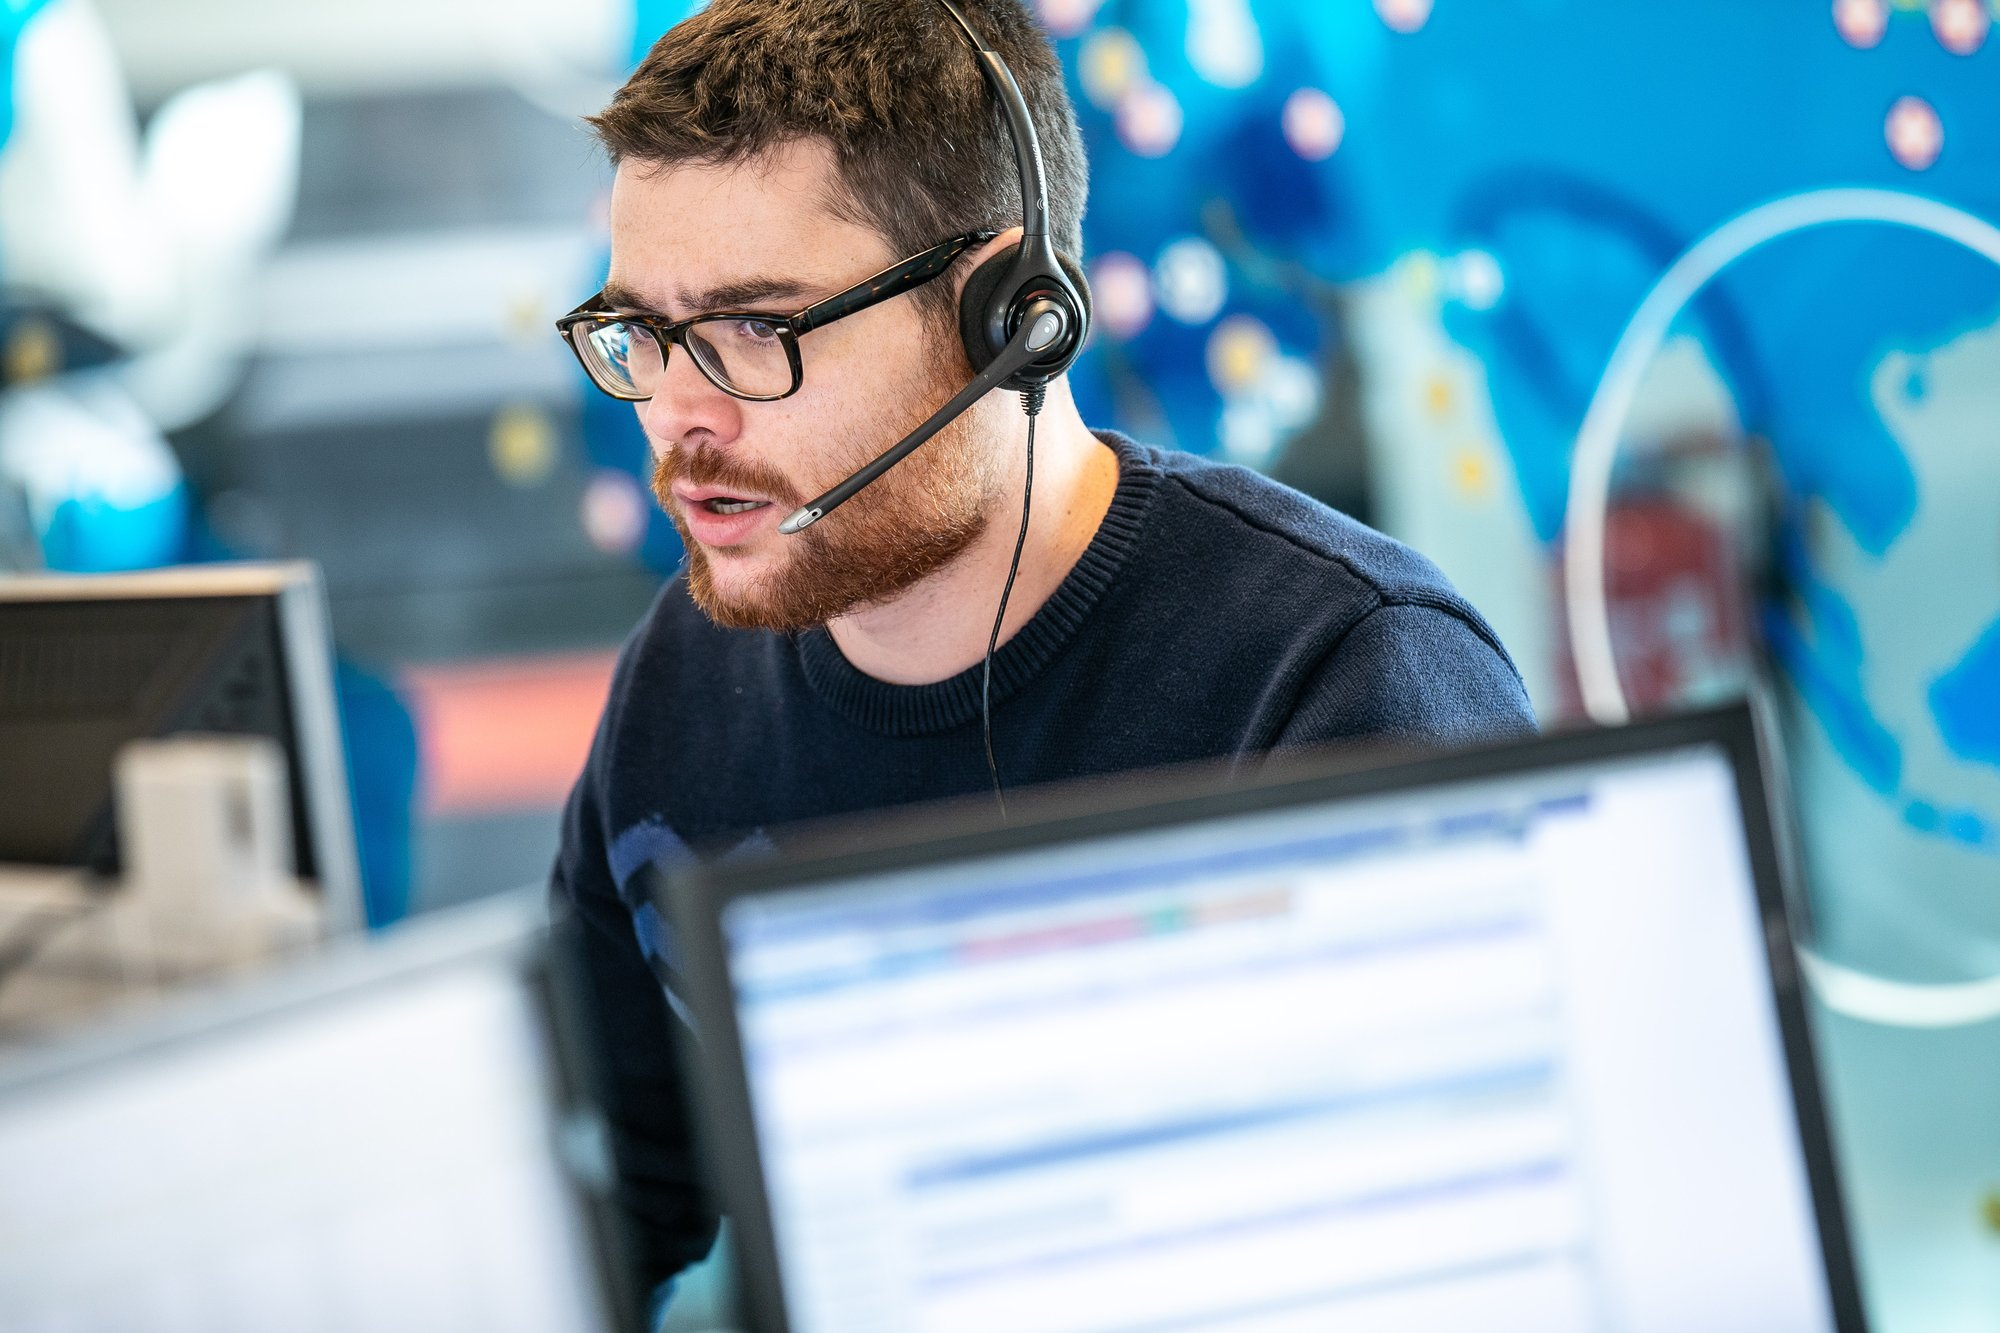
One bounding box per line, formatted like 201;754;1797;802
0;924;617;1333
718;743;1841;1333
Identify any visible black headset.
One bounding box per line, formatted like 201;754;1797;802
778;0;1091;535
939;0;1093;389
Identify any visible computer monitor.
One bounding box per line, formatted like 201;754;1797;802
0;562;362;931
0;893;634;1333
668;704;1866;1333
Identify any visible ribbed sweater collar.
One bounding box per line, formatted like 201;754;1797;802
793;432;1161;737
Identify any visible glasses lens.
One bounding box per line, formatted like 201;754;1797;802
686;317;795;398
572;320;662;399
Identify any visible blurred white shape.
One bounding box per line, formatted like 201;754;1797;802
0;917;615;1333
486;0;626;120
1929;0;1989;54
256;227;597;354
1220;350;1318;469
123;68;304;429
0;4;306;432
1282;87;1345;162
1261;355;1321;433
1091;251;1154;340
115;735;313;968
1218;398;1279;467
1154;237;1227;325
0;0;178;346
1116;81;1183;158
1187;0;1263;89
1833;0;1888;48
1452;248;1505;311
1375;0;1433;35
143;70;301;262
0;375;181;524
1886;95;1943;171
230;226;592;434
91;0;625;102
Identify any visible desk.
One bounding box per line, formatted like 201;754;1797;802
0;869;126;1043
0;867;318;1046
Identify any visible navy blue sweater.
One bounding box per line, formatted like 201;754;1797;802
550;432;1536;1293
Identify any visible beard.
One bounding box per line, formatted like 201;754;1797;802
650;356;1004;632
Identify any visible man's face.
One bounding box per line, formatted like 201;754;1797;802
606;140;1006;631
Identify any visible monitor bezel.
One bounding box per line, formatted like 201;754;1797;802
663;701;1867;1333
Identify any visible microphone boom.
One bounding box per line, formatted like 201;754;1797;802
778;301;1065;534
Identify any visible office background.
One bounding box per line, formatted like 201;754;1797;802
2;1;1997;1325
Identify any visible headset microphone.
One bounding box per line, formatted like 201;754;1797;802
778;299;1068;534
777;0;1089;538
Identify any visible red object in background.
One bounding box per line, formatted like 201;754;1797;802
400;652;619;816
1552;498;1753;719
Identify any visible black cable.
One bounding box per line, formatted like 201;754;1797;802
982;388;1043;820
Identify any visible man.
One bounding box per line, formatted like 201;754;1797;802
550;0;1536;1308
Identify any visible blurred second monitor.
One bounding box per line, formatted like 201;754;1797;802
0;562;362;931
672;705;1865;1333
0;895;630;1333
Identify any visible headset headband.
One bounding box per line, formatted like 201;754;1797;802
934;0;1052;246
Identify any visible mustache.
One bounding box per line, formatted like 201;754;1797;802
651;444;803;509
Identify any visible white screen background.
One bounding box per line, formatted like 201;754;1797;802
0;962;612;1333
726;748;1837;1333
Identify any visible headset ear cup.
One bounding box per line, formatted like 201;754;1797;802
957;245;1095;378
957;245;1023;374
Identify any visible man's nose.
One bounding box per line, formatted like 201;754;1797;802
636;339;743;452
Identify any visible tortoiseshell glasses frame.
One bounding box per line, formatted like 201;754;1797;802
555;229;999;403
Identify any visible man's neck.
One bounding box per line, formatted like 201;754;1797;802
825;383;1118;686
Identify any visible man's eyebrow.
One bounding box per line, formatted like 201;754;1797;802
597;275;815;317
677;275;813;313
598;280;656;313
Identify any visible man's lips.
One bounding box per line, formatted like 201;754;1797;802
669;480;785;546
671;481;779;510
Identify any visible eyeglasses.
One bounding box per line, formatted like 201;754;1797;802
556;229;998;403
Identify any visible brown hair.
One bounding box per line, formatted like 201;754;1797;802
587;0;1088;331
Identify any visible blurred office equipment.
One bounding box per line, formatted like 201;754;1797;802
6;0;659;916
111;734;321;967
0;891;635;1333
153;38;655;667
0;562;360;1034
0;1;308;576
0;562;356;908
172;46;657;916
669;705;1864;1333
0;0;300;401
